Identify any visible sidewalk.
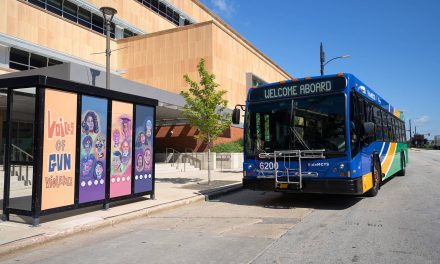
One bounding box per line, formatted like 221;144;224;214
0;169;242;257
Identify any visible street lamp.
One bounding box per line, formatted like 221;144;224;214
320;42;351;76
100;6;117;90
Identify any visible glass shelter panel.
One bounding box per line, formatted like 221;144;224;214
0;89;7;212
8;88;36;211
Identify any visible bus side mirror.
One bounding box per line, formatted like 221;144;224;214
363;122;375;143
232;108;240;124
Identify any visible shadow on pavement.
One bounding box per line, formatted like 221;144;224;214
212;190;363;211
217;170;243;173
156;177;204;185
3;196;151;225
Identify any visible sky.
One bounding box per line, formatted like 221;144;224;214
200;0;440;139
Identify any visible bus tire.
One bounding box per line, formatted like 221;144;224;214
396;152;406;176
366;157;381;197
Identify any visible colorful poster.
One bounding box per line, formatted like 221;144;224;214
110;101;133;198
79;96;108;203
134;105;154;193
41;89;77;210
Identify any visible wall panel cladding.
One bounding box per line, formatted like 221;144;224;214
117;21;289;108
117;23;213;95
211;24;290;107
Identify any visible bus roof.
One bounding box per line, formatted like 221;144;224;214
247;73;404;120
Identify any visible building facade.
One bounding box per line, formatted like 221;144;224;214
0;0;292;152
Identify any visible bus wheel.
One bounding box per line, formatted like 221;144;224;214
397;152;406;176
366;158;381;197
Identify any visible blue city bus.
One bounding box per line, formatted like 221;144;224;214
232;73;408;196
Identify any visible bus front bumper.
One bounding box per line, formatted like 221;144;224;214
243;177;364;195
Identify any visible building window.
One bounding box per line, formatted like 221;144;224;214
24;0;139;39
136;0;192;26
9;47;63;71
91;13;104;34
30;53;47;69
47;0;62;16
63;1;78;23
123;29;137;38
29;0;45;9
48;58;62;66
9;48;29;71
78;7;92;28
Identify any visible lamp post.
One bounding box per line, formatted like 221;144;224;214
320;42;351;76
100;6;117;90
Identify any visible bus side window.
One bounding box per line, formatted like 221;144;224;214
389;115;395;142
403;122;407;141
402;121;405;142
373;106;384;141
350;93;361;157
382;110;390;141
365;102;375;140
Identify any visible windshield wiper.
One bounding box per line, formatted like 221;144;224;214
290;99;310;150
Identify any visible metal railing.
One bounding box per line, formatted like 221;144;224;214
165;147;182;170
3;144;34;187
163;147;202;172
184;148;201;170
259;149;325;189
11;144;34;163
217;153;231;171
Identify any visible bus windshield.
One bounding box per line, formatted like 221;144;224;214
245;94;346;159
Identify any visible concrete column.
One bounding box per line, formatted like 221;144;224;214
115;25;124;40
0;46;10;68
201;152;216;170
179;16;185;26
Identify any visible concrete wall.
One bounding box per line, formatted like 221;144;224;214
156;152;243;171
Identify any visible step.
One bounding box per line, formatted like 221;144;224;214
155;163;200;173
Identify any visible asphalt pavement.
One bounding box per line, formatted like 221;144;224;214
0;149;439;264
253;149;440;263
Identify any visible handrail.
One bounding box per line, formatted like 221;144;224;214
165;147;181;168
11;144;34;160
217;153;231;171
184;147;203;170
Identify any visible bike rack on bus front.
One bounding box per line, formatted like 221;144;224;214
259;150;325;189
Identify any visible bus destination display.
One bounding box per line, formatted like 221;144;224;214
249;76;346;101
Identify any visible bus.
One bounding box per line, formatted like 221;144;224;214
232;73;408;196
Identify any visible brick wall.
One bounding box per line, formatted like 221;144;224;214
155;125;243;153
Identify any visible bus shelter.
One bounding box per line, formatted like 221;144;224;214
0;76;157;225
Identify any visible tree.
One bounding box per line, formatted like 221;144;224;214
180;58;231;184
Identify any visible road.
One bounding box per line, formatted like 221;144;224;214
1;149;439;264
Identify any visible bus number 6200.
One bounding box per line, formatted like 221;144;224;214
259;162;279;170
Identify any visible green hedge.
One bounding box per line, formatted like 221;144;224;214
212;139;243;153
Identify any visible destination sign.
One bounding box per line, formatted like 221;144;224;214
249;76;347;101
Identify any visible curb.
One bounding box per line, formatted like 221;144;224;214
0;183;242;258
204;183;243;201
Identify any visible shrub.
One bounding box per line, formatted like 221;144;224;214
212;139;243;153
